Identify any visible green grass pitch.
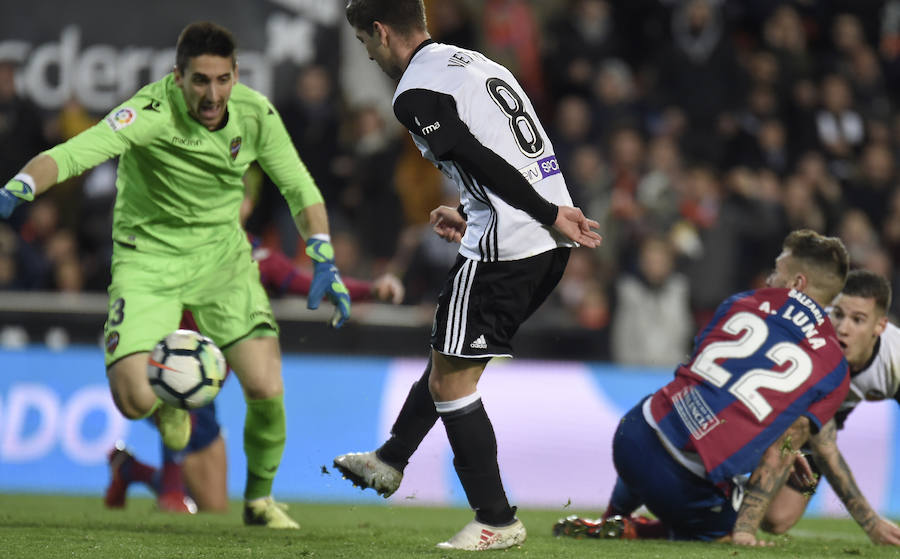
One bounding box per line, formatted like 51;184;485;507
0;494;896;558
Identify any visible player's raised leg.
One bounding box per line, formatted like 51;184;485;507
224;334;298;529
104;251;191;451
108;353;191;451
333;357;437;497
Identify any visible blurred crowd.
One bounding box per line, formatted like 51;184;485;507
3;0;900;365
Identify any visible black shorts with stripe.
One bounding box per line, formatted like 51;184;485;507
431;247;570;358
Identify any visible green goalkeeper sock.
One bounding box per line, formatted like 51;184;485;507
243;394;286;500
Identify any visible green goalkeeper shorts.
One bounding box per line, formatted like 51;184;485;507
103;231;278;367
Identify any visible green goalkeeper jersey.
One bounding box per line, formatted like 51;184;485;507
45;74;323;254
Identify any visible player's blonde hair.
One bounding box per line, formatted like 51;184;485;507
783;229;849;305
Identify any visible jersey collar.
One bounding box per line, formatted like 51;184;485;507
402;38;435;77
851;335;881;377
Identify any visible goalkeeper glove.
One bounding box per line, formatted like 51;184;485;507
306;236;351;328
0;175;35;219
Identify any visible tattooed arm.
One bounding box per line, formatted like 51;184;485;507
732;417;811;546
808;418;900;545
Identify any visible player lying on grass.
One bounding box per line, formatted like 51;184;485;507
554;230;851;546
105;236;404;513
555;268;900;546
0;21;350;529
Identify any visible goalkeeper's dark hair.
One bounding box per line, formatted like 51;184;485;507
176;22;236;73
346;0;427;36
841;269;892;314
782;229;849;304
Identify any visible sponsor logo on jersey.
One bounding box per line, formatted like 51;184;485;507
249;309;273;322
230;136;242;160
105;331;119;354
518;155;561;185
171;136;202;147
415;116;441;136
105;107;136;132
672;385;720;440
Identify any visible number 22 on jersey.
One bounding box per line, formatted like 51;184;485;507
690;311;813;422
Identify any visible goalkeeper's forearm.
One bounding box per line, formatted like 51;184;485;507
292;202;330;241
14;154;59;196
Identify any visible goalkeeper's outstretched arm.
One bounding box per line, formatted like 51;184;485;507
0;154;59;218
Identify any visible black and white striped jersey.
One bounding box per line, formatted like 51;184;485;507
392;41;574;262
836;322;900;427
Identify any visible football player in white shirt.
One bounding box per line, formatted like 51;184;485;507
763;269;900;545
334;0;602;551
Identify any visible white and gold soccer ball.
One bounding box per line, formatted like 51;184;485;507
147;329;227;409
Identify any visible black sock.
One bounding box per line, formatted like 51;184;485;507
376;358;438;471
440;398;514;526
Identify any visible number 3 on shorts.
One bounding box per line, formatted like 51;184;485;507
108;297;125;327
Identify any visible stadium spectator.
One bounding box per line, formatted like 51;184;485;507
610;234;692;367
542;0;620;100
0;21;352;530
548;95;596;179
339;105;405;265
590;58;643;137
816;73;866;179
684;165;782;326
656;0;743;164
266;65;343;258
481;0;547;111
426;0;477;50
781;173;827;234
843;141;896;232
335;0;602;550
793;151;843;231
0;57;49;233
0;223;16;289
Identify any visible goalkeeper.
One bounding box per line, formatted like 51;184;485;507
0;21;350;529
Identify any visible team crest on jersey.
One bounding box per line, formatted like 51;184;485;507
230;136;242;160
105;107;136;132
105;331;120;354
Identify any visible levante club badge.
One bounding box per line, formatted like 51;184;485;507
230;136;242;160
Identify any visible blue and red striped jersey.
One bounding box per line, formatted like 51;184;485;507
648;287;849;483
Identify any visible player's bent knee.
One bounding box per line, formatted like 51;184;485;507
242;377;283;400
110;389;154;419
108;353;157;419
760;514;797;535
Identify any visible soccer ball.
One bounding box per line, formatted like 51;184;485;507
147;329;227;409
